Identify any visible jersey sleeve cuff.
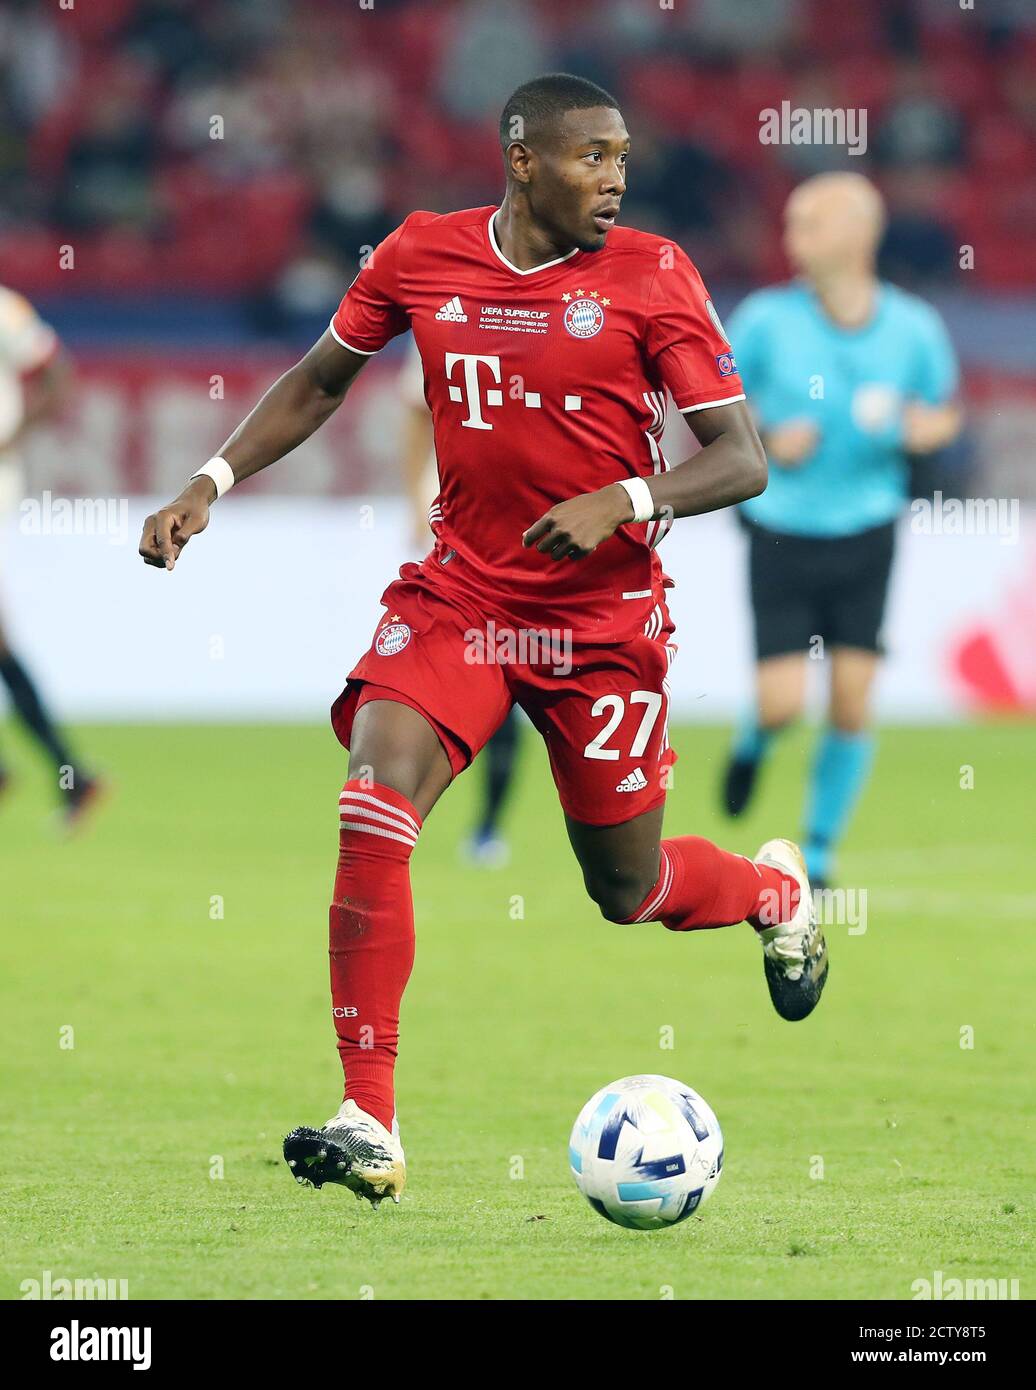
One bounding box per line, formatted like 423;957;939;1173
328;317;380;355
678;393;746;414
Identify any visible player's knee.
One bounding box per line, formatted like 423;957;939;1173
346;757;421;806
830;710;869;735
829;692;872;733
348;699;452;814
760;713;797;738
759;698;802;729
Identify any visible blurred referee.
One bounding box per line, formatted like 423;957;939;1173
722;173;962;888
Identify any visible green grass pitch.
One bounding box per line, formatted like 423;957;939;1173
2;718;1033;1300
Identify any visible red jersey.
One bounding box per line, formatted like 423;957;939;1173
331;205;745;643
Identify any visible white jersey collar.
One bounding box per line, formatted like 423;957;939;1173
487;209;580;276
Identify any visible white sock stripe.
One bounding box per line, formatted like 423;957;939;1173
655;848;675;917
339;819;419;848
634;850;672;923
339;790;421;835
740;853;763;879
339;805;420;841
635;846;674;923
339;795;419;834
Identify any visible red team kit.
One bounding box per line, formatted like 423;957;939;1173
329;205;746;825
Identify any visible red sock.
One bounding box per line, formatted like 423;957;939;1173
329;779;420;1131
623;836;800;931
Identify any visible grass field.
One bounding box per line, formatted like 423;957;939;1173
2;718;1033;1300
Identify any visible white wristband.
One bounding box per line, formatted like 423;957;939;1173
617;476;654;523
189;456;235;499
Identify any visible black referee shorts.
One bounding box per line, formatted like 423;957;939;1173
742;517;896;661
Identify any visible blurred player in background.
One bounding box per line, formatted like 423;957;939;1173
721;174;962;888
399;335;522;867
0;286;103;828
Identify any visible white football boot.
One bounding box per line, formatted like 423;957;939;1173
753;838;829;1021
283;1099;406;1208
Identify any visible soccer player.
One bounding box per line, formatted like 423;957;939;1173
139;74;828;1208
0;284;103;827
721;173;962;888
399;333;522;867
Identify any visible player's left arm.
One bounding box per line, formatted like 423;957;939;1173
522;401;765;560
524;246;768;561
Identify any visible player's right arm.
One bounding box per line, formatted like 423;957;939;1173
138;331;369;569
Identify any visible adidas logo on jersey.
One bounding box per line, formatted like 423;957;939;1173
616;767;648;793
435;296;467;323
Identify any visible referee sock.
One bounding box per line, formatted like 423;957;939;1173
731;718;778;764
622;836;800;932
724;717;789;817
329;779;420;1132
803;728;875;880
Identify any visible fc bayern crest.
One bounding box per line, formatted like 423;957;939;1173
375;622;411;656
563;297;605;338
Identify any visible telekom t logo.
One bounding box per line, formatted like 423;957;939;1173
444;352;581;429
445;352;502;430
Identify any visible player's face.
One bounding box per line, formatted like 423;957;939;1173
533;106;629;253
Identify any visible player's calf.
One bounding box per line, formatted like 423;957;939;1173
584;862;662;923
566;808;665;923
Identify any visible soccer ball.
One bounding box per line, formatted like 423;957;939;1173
569;1074;723;1229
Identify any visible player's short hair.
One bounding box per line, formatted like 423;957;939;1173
499;73;620;156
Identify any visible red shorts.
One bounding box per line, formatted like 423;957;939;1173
331;566;678;827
